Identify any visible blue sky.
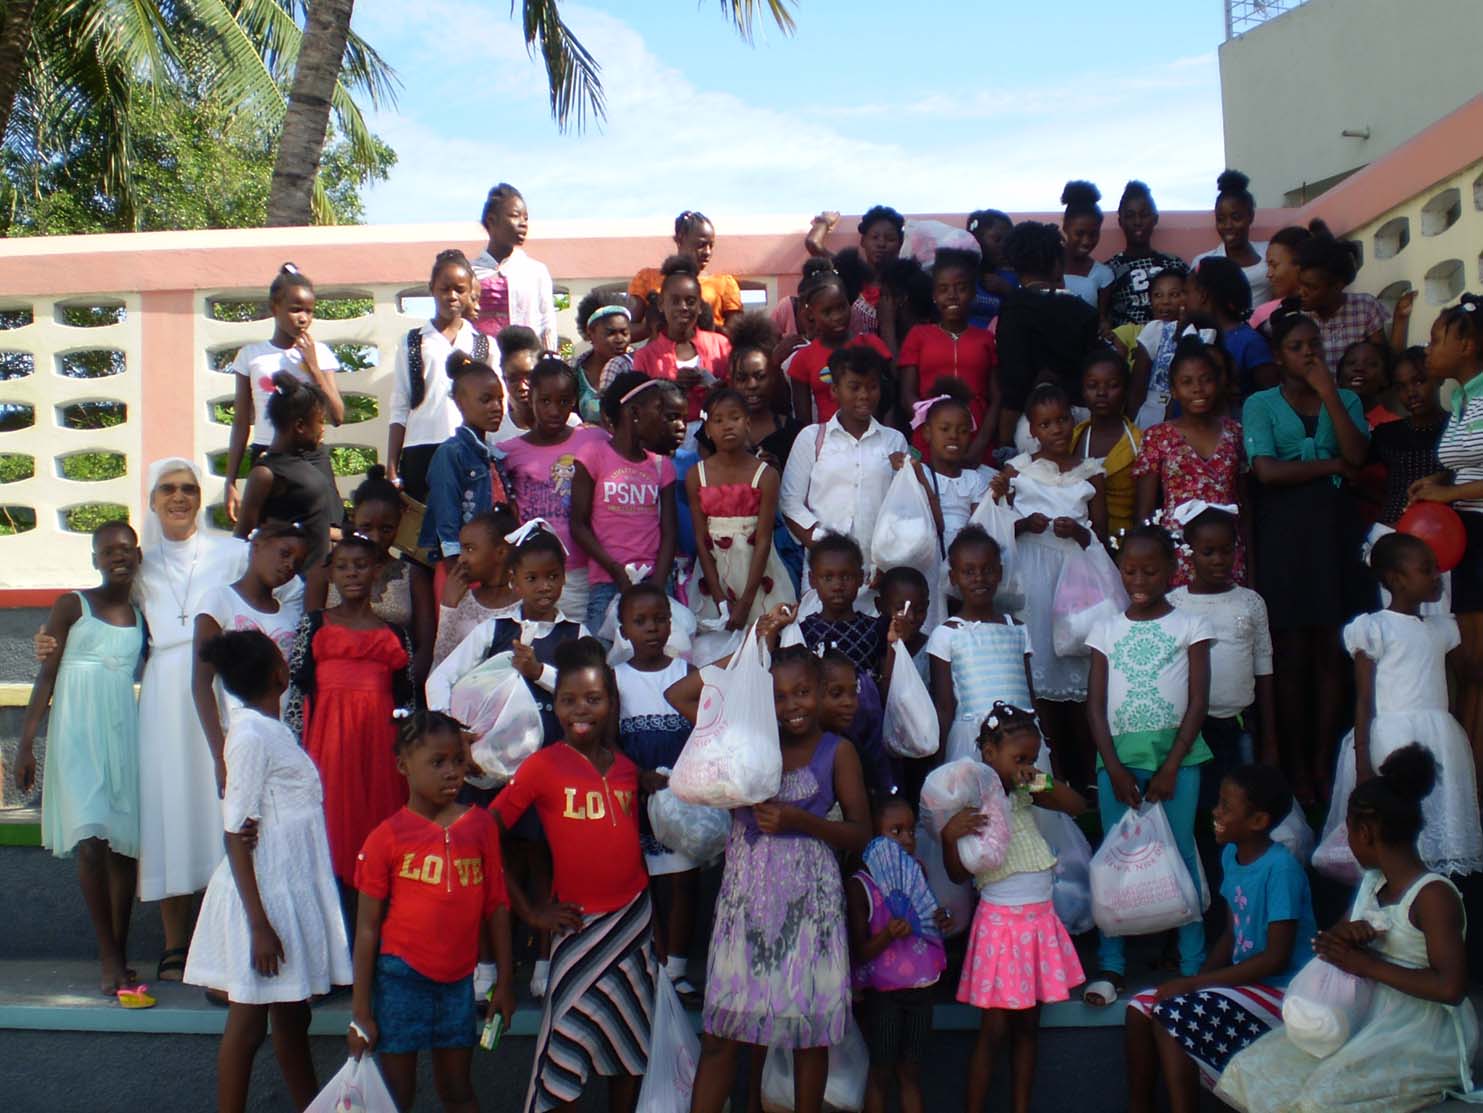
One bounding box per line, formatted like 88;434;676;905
351;0;1233;226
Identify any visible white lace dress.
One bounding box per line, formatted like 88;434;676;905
184;708;352;1003
1007;453;1110;702
1321;611;1483;877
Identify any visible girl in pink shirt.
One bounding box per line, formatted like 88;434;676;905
632;254;732;421
571;372;687;633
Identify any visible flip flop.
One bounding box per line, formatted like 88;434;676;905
116;985;157;1009
157;947;188;983
1082;973;1125;1008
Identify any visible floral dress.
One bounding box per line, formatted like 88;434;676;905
688;461;796;627
1132;418;1247;586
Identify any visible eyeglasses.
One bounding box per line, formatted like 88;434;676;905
156;482;200;497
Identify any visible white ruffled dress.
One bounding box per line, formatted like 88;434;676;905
1322;611;1483;877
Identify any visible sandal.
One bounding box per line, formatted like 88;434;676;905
1082;972;1125;1008
157;947;188;983
116;985;157;1009
672;976;702;1006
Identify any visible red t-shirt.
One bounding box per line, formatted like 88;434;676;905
785;335;893;423
492;743;647;914
899;323;998;459
354;806;508;983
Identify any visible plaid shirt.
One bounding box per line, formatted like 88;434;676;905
1308;292;1388;372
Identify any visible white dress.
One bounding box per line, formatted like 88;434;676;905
1006;453;1109;702
184;708;351;1003
1322;611;1483;877
1217;870;1481;1113
199;582;303;721
136;533;250;901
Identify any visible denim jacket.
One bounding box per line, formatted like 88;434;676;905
419;425;495;558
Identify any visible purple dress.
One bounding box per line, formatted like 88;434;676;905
701;733;850;1049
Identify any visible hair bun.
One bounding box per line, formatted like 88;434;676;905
366;464;387;483
1379;743;1437;805
1217;169;1250;193
1061;180;1101;207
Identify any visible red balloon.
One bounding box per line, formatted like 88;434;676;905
1396;501;1467;573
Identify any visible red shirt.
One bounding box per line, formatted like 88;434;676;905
785;335;893;423
492;743;647;914
632;330;732;421
354;806;508;983
899;323;998;460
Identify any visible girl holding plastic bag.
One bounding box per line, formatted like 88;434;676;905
1218;745;1483;1113
492;638;659;1113
690;643;872;1113
927;525;1037;765
1125;764;1315;1113
425;521;588;999
1085;522;1214;1007
994;383;1110;790
941;703;1089;1113
612;582;709;1003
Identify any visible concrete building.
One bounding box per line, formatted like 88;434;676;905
1220;0;1483;206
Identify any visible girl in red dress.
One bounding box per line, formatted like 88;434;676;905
287;533;414;884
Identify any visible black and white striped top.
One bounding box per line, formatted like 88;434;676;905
1438;382;1483;514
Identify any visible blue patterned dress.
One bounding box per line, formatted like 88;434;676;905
616;658;693;875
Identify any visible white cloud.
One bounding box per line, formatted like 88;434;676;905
357;4;1226;226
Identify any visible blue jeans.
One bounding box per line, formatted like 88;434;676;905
1096;765;1207;977
586;580;621;644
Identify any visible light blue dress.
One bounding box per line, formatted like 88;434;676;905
40;592;144;858
925;616;1033;763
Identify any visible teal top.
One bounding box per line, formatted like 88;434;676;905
1241;386;1367;482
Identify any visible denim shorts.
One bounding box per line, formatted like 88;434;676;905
372;954;475;1053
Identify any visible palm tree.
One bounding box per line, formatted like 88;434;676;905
266;0;799;226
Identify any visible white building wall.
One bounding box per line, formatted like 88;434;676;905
1220;0;1483;205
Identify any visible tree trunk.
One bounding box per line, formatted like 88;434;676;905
0;0;39;154
265;0;356;226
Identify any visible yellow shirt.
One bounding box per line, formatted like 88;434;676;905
1074;417;1142;537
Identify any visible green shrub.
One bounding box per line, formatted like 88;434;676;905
330;446;375;476
0;453;34;483
63;502;128;532
0;505;36;535
343;394;378;423
60;452;126;481
315;297;373;321
58;304;125;327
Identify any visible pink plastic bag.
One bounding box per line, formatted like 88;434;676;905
1051;545;1127;657
920;759;1012;875
1281;957;1374;1058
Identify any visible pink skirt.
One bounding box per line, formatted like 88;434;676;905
956;899;1085;1010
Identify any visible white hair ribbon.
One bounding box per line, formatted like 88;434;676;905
1170;500;1238;527
1181;324;1218;345
503;517;569;555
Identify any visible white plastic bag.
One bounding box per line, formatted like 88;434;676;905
760;1016;869;1113
966;493;1024;614
1090;803;1202;937
1273;807;1317;866
689;606;744;667
1281;957;1375;1059
915;815;972;938
919;759;1012;876
901;218;981;270
1032;807;1095;935
1312;822;1364;886
599;564;697;665
637;973;700;1113
305;1056;398;1113
1051;545;1128;657
881;641;938;759
870;465;938;573
449;652;544;788
648;770;730;864
670;623;782;809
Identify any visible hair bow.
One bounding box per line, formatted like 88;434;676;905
1181;324;1218;345
504;518;569;554
1170;499;1238;527
391;707;413;720
908;393;976;432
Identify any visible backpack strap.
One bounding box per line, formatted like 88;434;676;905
405;327;426;411
472;332;490;363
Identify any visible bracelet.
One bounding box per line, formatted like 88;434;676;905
348;1019;370;1042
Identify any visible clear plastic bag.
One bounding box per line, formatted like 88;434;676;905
920;759;1012;876
870;465;938;574
914;815;973;938
760;1016;869;1113
1273;807;1317;866
901;218;982;270
1051;545;1128;657
689;607;744;667
1032;807;1095;935
967;493;1024;613
304;1056;398;1113
1090;803;1202;937
669;624;782;809
648;772;730;864
881;641;938;758
1312;822;1364;886
636;973;700;1113
1281;956;1375;1059
448;652;544;788
599;564;697;665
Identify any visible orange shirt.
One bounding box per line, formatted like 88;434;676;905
629;269;743;326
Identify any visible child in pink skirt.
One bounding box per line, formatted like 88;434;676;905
942;702;1089;1113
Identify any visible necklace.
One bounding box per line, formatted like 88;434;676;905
161;536;201;626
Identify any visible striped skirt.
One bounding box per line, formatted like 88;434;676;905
1129;983;1285;1089
524;889;658;1113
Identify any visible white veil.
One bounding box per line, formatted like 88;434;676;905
140;456;207;552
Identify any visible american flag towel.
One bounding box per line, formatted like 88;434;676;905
1129;983;1286;1089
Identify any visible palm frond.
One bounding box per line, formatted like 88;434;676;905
714;0;796;41
517;0;603;132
